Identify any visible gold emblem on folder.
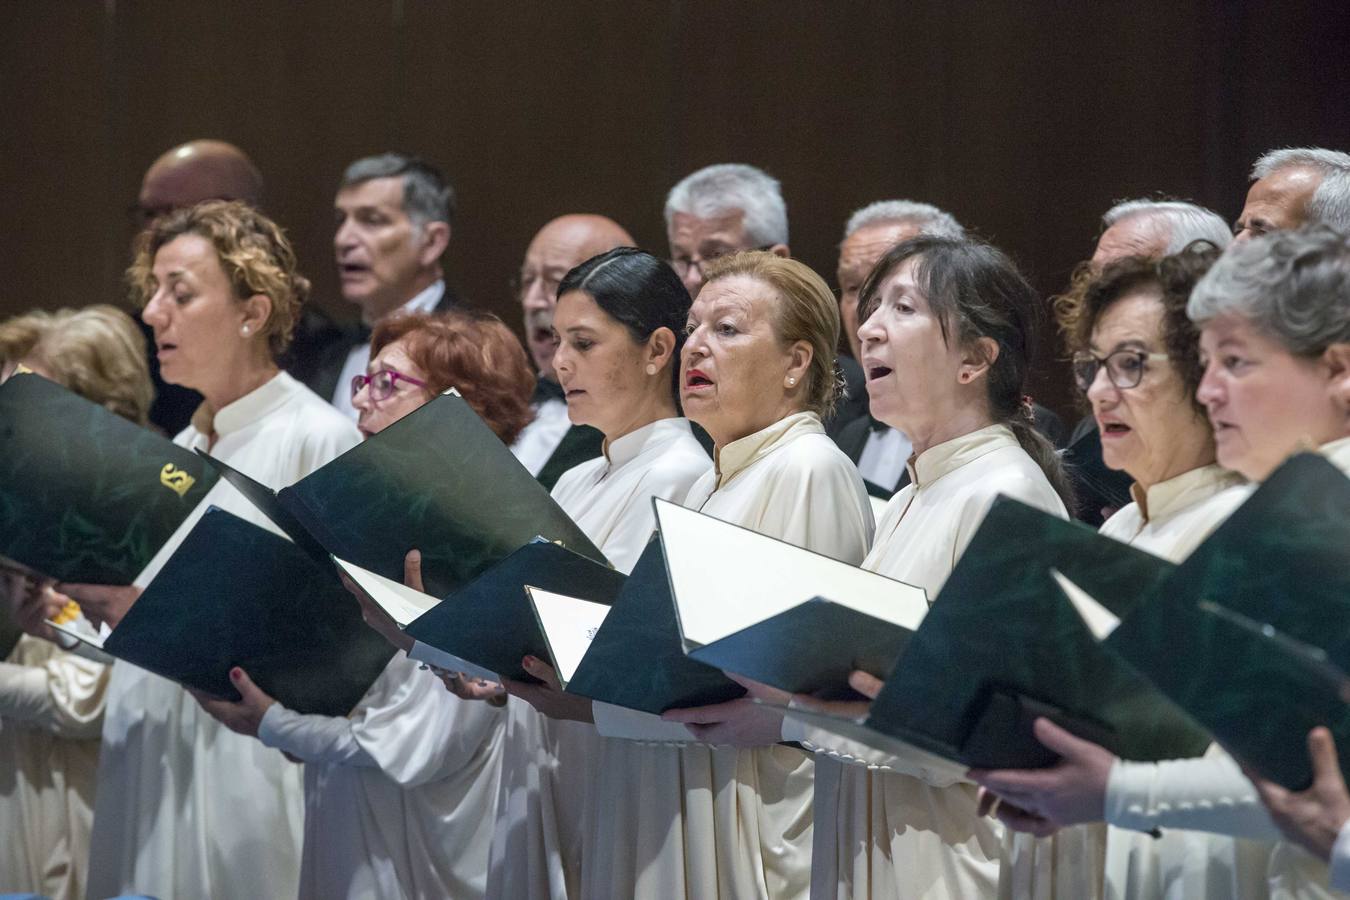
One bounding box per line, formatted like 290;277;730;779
160;463;196;498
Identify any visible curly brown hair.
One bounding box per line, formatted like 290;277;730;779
126;200;309;359
1053;244;1222;414
371;311;536;445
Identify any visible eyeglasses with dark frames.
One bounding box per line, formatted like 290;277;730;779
1072;348;1169;392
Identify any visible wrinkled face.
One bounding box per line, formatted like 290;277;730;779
667;209;754;297
140;234;249;391
1234;166;1321;243
334;177;426;319
1197;314;1342;480
837;222;919;360
1091;215;1170;268
351;338;431;439
680;275;797;446
856;258;966;433
553;290;656;437
518;229;592;381
1085;291;1205;485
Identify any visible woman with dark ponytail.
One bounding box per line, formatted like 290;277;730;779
784;235;1073;899
477;247;712;900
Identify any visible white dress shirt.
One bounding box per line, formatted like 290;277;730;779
331;280;445;419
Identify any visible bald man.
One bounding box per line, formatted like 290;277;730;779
511;214;634;488
135;139;264;223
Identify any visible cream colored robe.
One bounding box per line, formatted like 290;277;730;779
589;411;875;900
0;633;106;900
486;417;711;899
86;372;361;900
783;424;1069;900
1104;438;1350;900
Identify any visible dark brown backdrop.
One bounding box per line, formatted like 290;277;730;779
4;0;1350;418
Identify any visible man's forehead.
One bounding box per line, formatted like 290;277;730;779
335;176;406;210
670;209;748;242
839;222;920;269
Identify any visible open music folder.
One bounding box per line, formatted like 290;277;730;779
336;540;624;684
0;371;218;584
103;507;395;717
198;389;606;598
787;496;1210;770
1096;453;1350;789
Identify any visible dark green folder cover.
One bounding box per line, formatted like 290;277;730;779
867;496;1209;769
403;541;625;682
201;391;606;597
688;598;913;699
566;540;744;714
104;507;395;717
1106;453;1350;789
0;372;218;584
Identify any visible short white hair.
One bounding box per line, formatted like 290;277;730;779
1251;147;1350;234
1101;198;1232;254
843;200;965;242
664;163;788;247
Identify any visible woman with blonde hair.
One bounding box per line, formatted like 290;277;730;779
0;304;152;900
59;200;361;900
523;250;874;899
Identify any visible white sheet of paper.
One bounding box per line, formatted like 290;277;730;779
1050;568;1121;640
331;555;439;628
526;586;610;686
407;640;500;684
655;499;928;649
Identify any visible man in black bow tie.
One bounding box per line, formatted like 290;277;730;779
302;153;460;418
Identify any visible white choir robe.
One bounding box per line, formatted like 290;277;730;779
258;652;504;899
0;634;107;900
782;424;1069;900
590;411;875;900
86;372;361;900
1105;437;1350;900
486;417;711;899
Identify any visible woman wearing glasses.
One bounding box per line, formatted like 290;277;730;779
969;245;1270;900
197;309;534;900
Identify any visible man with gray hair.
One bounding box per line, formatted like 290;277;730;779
324;153;458;417
1235;147;1350;242
1092;198;1232;267
664;163;790;297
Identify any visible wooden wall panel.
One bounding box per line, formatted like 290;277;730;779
3;0;1349;420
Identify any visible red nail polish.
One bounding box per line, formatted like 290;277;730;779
231;667;242;680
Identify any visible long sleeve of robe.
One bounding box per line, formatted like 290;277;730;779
257;651;505;900
85;372;361;900
486;417;712;900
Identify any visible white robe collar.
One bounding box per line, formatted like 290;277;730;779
1323;435;1350;474
189;371;302;442
713;410;823;489
601;417;694;471
1128;463;1244;524
905;423;1018;489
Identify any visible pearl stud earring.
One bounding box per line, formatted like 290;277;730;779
646;363;657;375
241;325;251;336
